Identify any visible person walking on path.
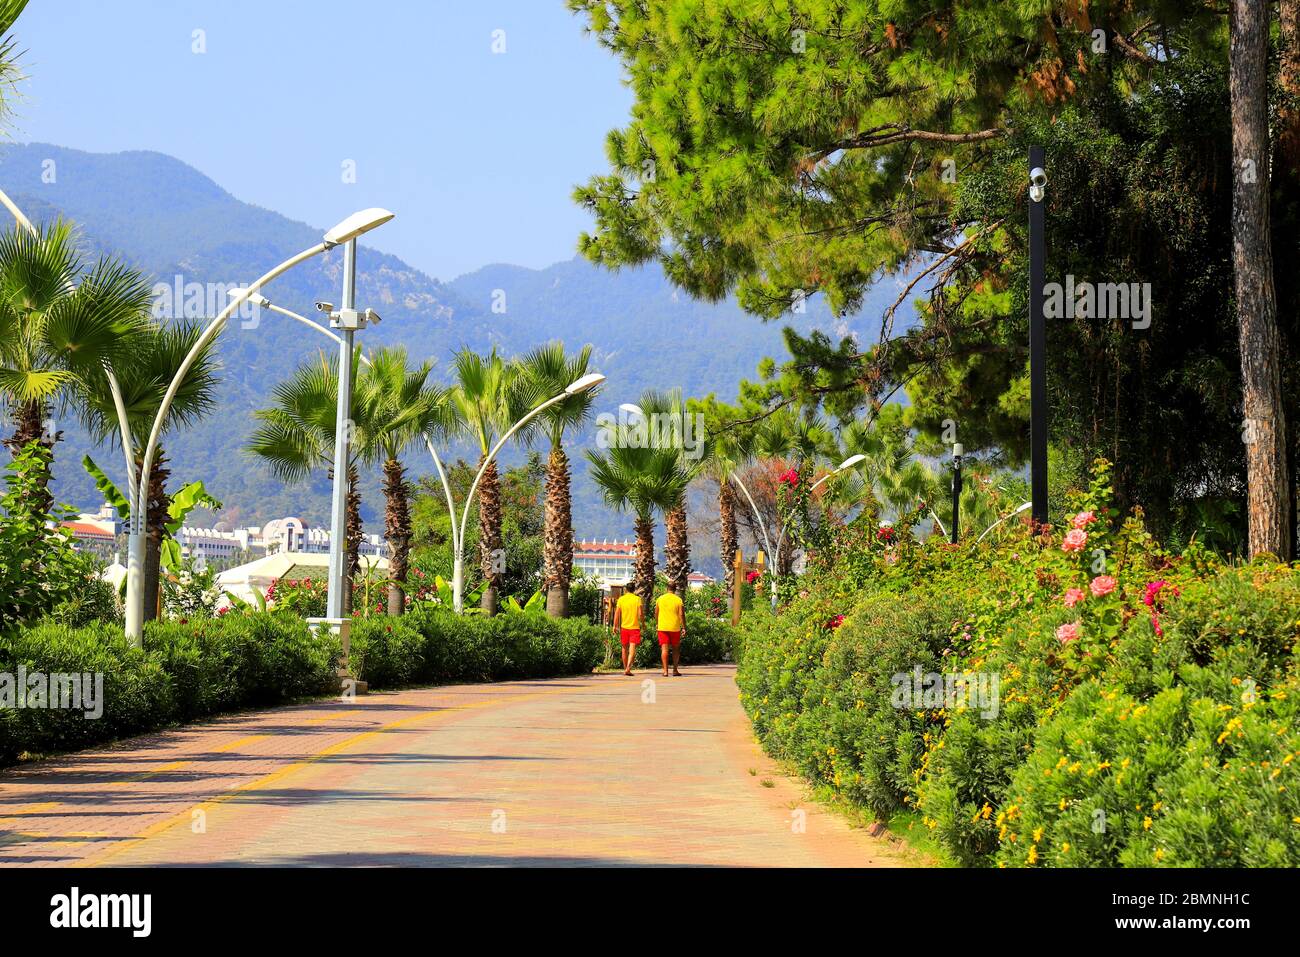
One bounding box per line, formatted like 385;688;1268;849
612;585;644;676
655;583;685;677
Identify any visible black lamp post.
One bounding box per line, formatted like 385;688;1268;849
951;443;963;544
1028;146;1049;525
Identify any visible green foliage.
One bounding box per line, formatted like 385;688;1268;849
0;442;99;631
733;458;1300;867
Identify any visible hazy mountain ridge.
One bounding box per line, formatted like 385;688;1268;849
0;143;906;561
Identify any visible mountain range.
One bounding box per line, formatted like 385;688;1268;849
0;143;907;571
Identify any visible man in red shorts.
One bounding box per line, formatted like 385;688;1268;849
612;584;644;676
655;583;686;677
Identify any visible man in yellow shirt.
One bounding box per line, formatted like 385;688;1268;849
655;583;686;677
612;584;643;676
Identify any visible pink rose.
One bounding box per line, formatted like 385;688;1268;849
1055;622;1081;644
1071;511;1097;529
1062;528;1088;552
1063;588;1086;608
1089;575;1117;598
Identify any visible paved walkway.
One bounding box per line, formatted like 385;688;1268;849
0;665;908;867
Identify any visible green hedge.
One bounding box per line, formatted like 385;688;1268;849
735;468;1300;868
1;608;609;767
623;613;740;668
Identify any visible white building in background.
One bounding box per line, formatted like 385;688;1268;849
573;538;637;588
215;551;389;609
176;515;387;562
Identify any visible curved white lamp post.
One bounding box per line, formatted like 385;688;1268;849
227;291;463;609
976;501;1032;543
450;372;605;613
123;208;394;642
0;186;141;525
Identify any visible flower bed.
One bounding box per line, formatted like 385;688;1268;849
734;460;1300;867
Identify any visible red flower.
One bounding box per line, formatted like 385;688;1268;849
826;614;845;630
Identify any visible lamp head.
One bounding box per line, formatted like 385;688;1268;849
619;403;645;419
953;443;964;458
836;453;866;472
565;373;606;395
324;207;395;246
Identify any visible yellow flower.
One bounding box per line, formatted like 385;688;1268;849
1061;842;1071;853
1143;816;1153;830
1058;798;1067;811
1154;848;1165;862
1027;845;1038;865
1033;827;1044;842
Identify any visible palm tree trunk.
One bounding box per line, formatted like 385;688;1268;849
543;443;573;618
5;399;56;516
1231;0;1292;558
633;513;656;605
382;457;410;616
719;479;738;594
478;456;503;615
345;462;362;617
665;499;690;594
142;450;171;624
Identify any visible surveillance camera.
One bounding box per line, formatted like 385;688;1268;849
315;300;335;314
362;308;382;325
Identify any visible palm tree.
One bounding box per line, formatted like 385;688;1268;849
246;351;370;616
448;348;525;615
695;400;752;595
79;321;219;620
514;342;599;617
353;346;451;615
0;222;150;512
635;388;702;594
587;429;685;606
835;418;940;527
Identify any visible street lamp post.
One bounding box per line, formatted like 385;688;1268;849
451;373;605;613
122;208;394;643
1028;147;1049;525
950;443;964;544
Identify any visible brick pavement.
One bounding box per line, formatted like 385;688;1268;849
0;664;910;867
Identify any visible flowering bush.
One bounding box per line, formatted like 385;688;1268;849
735;458;1300;867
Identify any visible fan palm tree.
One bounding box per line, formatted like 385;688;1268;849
246;351;371;616
353;346;452;615
587;428;685;605
694;398;753;595
835;418;940;526
514;341;599;617
635;388;704;594
79;320;220;620
448;347;526;615
0;222;151;512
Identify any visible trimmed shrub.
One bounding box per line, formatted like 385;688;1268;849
732;458;1300;868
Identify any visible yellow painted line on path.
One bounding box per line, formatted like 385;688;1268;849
77;681;593;868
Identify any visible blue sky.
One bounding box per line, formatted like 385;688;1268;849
5;0;633;280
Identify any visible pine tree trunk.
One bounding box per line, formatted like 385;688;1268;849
1278;0;1300;555
1231;0;1292;559
382;457;410;616
665;499;690;594
478;456;502;615
719;479;738;594
1280;0;1300;169
345;462;362;617
542;443;573;618
5;400;56;517
633;514;656;605
142;451;171;624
